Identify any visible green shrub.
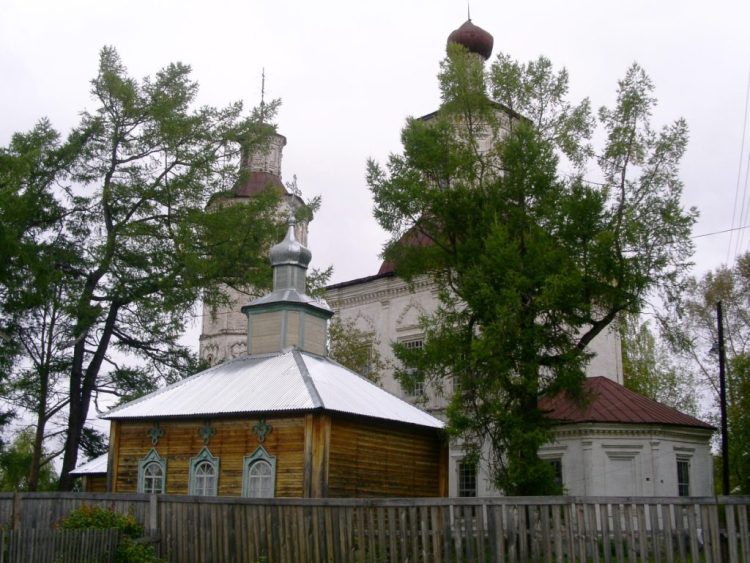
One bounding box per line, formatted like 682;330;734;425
58;505;162;563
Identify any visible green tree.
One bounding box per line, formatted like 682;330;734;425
0;119;82;489
667;254;750;493
1;47;286;490
0;428;58;491
620;314;697;415
328;318;386;383
368;46;695;494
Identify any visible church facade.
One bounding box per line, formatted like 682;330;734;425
193;18;714;498
101;221;447;498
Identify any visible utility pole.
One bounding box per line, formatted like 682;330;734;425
717;301;730;495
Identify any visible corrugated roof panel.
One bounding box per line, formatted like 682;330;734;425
104;352;317;419
70;453;108;475
103;350;443;429
302;353;444;428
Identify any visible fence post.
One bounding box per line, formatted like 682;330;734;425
148;494;158;533
11;493;21;531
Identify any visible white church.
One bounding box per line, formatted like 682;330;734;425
198;18;715;499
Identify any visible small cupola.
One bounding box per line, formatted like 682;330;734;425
269;217;312;293
241;217;333;356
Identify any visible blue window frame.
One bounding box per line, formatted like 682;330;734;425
189;447;219;496
243;446;277;498
137;449;166;494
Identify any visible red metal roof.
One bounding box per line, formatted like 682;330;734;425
234;170;287;197
539;376;714;430
378;230;434;275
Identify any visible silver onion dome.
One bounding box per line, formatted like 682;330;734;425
269;216;312;269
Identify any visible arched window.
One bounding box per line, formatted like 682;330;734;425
243;446;276;498
143;462;164;494
137;449;166;494
189;447;219;496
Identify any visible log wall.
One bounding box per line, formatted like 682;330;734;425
328;416;446;497
111;417;306;497
111;413;446;499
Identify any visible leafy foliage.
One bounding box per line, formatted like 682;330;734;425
368;45;695;494
620;314;697;415
666;253;750;493
59;505;163;563
0;47;285;489
0;429;58;491
328;318;386;383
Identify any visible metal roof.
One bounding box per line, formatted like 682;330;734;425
70;453;108;475
539;376;715;430
103;349;443;429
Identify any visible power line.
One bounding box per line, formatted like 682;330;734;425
728;64;750;262
693;224;750;239
739;151;750;254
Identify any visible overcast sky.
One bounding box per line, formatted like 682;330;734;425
3;0;750;344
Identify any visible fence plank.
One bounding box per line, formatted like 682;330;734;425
636;503;648;562
738;503;750;563
649;503;661;563
727;503;738;563
600;502;611;563
477;504;486;563
672;503;686;563
540;502;552;563
437;505;449;563
552;503;563;563
686;502;700;563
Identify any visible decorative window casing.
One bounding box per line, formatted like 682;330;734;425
677;458;690;497
243;446;277;498
458;458;477;497
137;449;166;494
189;447;219;496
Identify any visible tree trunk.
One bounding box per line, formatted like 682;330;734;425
59;302;120;490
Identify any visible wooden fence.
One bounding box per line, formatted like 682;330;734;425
2;492;750;562
0;528;119;563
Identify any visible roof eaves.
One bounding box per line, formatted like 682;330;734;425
325;271;396;291
550;417;716;432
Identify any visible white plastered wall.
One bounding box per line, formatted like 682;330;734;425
539;424;714;497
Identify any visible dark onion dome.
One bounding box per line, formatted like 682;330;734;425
447;19;494;60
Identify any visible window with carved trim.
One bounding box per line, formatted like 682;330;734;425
243;446;277;498
138;449;166;494
189;447;219;496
